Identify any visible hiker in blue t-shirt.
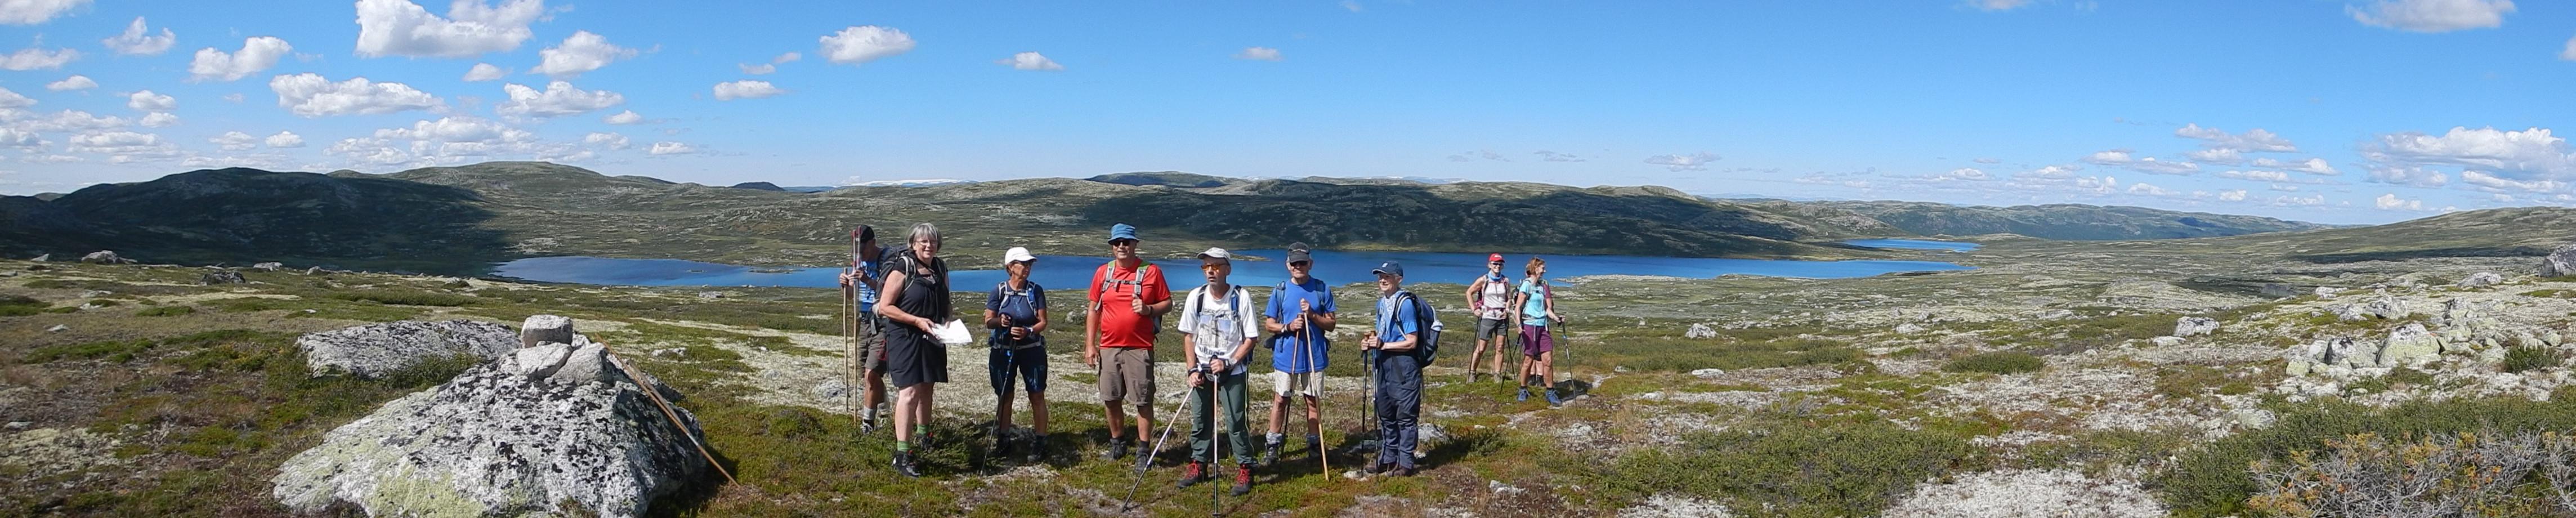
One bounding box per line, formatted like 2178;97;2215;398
1259;243;1336;467
1363;261;1429;476
983;247;1050;463
1514;257;1567;406
838;225;893;433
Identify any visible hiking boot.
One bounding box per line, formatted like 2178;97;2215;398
1231;466;1253;496
892;451;924;477
1026;436;1048;463
1396;466;1417;477
1544;388;1564;407
1177;462;1208;488
1305;435;1323;462
1515;387;1531;401
992;436;1013;459
1259;437;1282;467
1105;439;1129;461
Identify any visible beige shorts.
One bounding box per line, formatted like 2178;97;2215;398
1097;347;1156;408
1269;370;1323;398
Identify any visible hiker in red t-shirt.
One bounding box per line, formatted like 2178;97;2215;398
1085;223;1174;463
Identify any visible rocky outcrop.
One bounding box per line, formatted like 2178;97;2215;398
78;251;130;264
2377;323;2440;369
2546;244;2576;277
296;320;520;378
198;269;244;285
2174;316;2219;337
27;253;46;262
521;315;575;348
251;262;283;271
1881;468;2163;518
2332;294;2410;321
271;340;708;518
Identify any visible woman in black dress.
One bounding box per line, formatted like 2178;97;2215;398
874;222;950;477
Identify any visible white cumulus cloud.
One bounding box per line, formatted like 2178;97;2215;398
462;62;506;81
2186;147;2244;165
2363;126;2574;187
998;51;1062;71
582;131;627;150
2253;157;2340;176
2365;164;2451;187
188;36;292;82
44;74;92;91
2374;193;2427;211
1235;46;1282;61
2350;0;2514;33
266;131;303;148
102;17;175;55
602;109;642;124
2081;149;2132;165
494;81;622;117
2564;33;2575;61
2127;182;2178;197
1;46;78;70
2219;189;2248;202
269;73;444;117
647;141;694;155
0;86;32;108
819;25;914;65
712;80;784;100
354;0;544;58
0;0;87;25
211;131;259;151
137;111;176;128
530;30;636;78
126;90;175;111
738;62;773;74
1644;152;1721;172
2217;169;2292;182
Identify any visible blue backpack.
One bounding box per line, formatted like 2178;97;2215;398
1393;290;1443;364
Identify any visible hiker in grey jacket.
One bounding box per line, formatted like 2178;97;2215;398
1177;248;1259;496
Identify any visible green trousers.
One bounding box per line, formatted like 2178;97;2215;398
1189;371;1252;465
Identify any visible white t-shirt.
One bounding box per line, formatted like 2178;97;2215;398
1178;284;1259;376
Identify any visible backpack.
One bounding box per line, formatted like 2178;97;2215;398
886;249;950;319
1187;285;1247;364
1097;262;1166;329
1393;290;1443;364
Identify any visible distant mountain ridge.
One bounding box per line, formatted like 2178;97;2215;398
1;162;2495;275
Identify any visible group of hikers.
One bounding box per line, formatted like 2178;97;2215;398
834;222;1569;498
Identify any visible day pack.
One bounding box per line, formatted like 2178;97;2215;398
1393;290;1443;364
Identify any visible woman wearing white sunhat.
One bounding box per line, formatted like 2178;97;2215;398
983;247;1052;463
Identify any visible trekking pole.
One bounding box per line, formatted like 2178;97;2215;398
1303;310;1328;475
1120;386;1192;512
1208;364;1222;516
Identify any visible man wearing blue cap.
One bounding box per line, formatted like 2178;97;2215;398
1086;223;1173;463
1362;261;1431;476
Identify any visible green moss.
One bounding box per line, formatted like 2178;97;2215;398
136;305;196;316
1605;416;1979;517
1942;351;2043;374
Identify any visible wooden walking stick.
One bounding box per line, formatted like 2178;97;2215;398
603;349;737;484
1300;303;1327;475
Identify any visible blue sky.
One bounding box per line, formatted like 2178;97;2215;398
0;0;2570;224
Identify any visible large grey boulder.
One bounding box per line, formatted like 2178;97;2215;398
272;342;706;518
2174;316;2220;337
297;320;520;378
2546;244;2576;277
251;262;284;271
198;269;245;285
2378;323;2440;369
521;314;575;349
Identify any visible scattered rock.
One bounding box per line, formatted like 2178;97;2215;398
2315;286;2339;299
2333;294;2410;321
26;253;46;262
198;269;245;285
2174;316;2219;337
271;344;708;518
521;314;576;349
296;320;520;378
697;291;726;300
1684;323;1718;339
303;266;323;275
1895;323;1927;334
1617;495;1734;518
1689;368;1727;379
78;251;131;264
2546;243;2576;277
2149;336;2185;347
2286;336;2363;376
44;324;65;333
1880;468;2164;518
251;262;284;271
2377;323;2440;369
2458;271;2505;288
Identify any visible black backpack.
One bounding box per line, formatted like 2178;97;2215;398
1393;290;1443;364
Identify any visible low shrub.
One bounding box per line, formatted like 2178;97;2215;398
2161;392;2576;517
2505;345;2562;373
2246;430;2568;517
1942;351;2043;374
1606;417;1979;517
324;289;478;307
136;305;196;316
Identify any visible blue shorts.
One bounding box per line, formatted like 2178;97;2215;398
989;346;1048;396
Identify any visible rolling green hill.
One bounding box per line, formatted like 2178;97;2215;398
1800;200;2331;240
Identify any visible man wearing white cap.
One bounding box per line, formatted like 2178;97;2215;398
1176;247;1259;496
983;247;1052;463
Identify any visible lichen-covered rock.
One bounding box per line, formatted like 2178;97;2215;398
251;261;284;271
297;320;520;378
2457;271;2505;288
2377;323;2440;369
2149;336;2185;347
1684;323;1718;339
198;269;245;285
521;314;575;349
78;251;130;264
2173;316;2219;337
2334;294;2410;321
271;342;707;518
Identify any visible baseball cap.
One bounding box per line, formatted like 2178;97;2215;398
1003;247;1036;265
1197;247;1231;261
1284;243;1313;265
1371;261;1404;278
1488;253;1504;264
1107;223;1139;243
853;225;875;243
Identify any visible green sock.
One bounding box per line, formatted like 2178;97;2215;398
914;425;929;437
895;440;911;452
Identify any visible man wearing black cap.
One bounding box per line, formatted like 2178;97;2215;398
1259;243;1335;468
1363;261;1430;476
838;226;892;433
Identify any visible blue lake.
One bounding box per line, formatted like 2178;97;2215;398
1844;239;1981;252
493;249;1972;291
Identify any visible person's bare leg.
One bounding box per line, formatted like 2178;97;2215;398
995;387;1016;435
1028;391;1050;436
894;385;918;443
